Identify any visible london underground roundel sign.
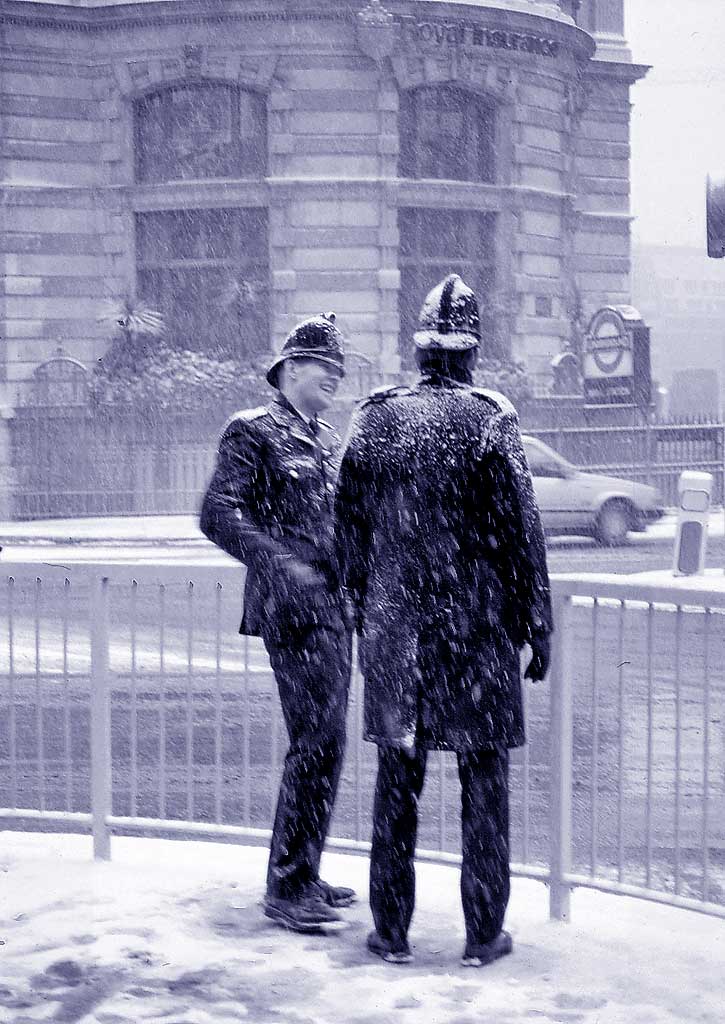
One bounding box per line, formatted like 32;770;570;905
584;307;634;381
582;305;652;407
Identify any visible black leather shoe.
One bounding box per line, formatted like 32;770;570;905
311;878;357;908
263;893;345;933
461;930;513;967
366;929;413;964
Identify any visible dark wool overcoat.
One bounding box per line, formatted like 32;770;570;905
200;393;345;637
334;375;552;752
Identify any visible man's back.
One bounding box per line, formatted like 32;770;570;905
343;380;507;564
335;373;551;751
338;273;552;967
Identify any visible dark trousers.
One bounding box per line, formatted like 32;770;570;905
370;745;510;949
262;618;352;900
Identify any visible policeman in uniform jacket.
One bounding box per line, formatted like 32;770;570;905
334;275;552;966
200;313;355;933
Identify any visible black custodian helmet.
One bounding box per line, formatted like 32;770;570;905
414;273;481;351
266;312;346;388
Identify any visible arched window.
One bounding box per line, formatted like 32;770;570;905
134;82;267;183
399;85;495;183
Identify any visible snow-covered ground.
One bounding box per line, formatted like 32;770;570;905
0;833;722;1024
0;509;723;546
0;515;208;546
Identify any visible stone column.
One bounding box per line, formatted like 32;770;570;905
593;0;625;36
0;415;18;519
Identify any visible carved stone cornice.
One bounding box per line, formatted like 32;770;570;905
0;1;353;35
130;180;268;212
584;60;650;86
356;1;395;63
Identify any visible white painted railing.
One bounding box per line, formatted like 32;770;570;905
1;560;723;922
548;573;725;921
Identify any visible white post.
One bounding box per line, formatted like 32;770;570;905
548;589;574;921
90;575;112;860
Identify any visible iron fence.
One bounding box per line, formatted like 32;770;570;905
528;422;725;505
8;416;724;519
5;348;724;516
1;561;724;921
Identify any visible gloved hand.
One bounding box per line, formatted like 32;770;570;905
524;631;551;682
340;590;359;633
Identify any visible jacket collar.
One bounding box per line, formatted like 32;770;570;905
417;372;471;390
268;393;319;448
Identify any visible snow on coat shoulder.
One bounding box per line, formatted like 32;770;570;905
360;383;413;407
223;406;268;428
469;386;517;418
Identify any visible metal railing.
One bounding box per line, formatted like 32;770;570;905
527;422;725;505
1;561;724;922
548;574;725;920
7;410;724;519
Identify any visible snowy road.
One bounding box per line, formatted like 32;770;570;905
0;617;272;680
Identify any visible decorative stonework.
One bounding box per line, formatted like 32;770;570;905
2;7;353;36
356;1;396;63
564;67;590;132
391;50;517;103
183;44;204;77
111;51;278;98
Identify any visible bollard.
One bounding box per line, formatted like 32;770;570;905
672;471;712;576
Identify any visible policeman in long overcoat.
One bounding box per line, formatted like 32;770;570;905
200;314;355;932
335;275;552;966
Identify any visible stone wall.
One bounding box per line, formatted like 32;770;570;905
1;52;114;398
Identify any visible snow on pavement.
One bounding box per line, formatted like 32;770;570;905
1;509;723;548
0;832;722;1024
0;516;205;546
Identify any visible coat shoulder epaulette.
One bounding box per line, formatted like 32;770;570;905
221;406;269;433
469;387;517;417
361;384;413;407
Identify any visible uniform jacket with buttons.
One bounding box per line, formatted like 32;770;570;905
334;374;552;751
200;392;344;636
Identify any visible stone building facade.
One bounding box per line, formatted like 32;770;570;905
1;0;645;408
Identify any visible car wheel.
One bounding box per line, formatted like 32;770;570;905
595;501;632;546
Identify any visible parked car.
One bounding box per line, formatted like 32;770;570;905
522;435;665;546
